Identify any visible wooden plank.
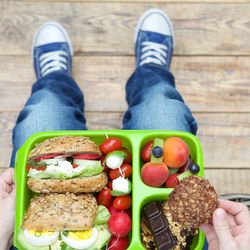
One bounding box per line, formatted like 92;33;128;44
205;169;250;195
1;111;250;168
1;56;250;112
13;0;250;3
1;2;250;55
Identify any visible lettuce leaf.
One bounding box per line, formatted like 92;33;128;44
28;160;103;179
94;205;111;226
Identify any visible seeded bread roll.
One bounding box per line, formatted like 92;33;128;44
23;193;97;231
27;172;108;193
29;136;101;160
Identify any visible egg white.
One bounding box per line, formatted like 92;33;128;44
61;228;98;249
23;229;59;247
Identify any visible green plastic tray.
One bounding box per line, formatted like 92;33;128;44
14;130;205;250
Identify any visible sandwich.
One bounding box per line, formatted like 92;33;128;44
26;136;108;193
18;193;111;250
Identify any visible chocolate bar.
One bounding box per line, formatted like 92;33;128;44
143;202;176;250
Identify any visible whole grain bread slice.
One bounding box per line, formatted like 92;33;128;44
29;136;101;160
27;172;108;193
23;193;97;231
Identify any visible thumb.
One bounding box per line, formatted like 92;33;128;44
213;208;236;249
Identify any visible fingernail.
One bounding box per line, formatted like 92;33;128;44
214;208;225;219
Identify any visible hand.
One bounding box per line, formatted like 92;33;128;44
0;168;16;250
201;199;250;250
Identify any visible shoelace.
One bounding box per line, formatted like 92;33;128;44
140;41;168;66
39;50;68;76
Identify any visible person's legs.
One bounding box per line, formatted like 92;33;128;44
122;9;197;134
10;23;86;167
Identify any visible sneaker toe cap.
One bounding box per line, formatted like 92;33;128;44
140;12;173;36
34;22;69;46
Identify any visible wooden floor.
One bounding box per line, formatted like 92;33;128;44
1;0;250;195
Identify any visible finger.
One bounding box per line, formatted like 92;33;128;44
226;213;237;227
200;224;217;243
213;208;236;248
10;185;16;198
0;168;14;185
219;199;250;225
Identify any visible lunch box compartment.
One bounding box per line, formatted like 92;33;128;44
14;130;205;250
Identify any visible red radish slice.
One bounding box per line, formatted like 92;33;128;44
73;153;101;160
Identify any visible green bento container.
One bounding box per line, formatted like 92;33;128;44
14;130;205;250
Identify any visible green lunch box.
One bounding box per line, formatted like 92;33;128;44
14;130;205;250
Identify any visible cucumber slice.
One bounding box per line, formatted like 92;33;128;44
150;138;164;164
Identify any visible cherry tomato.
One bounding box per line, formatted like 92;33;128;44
107;181;113;190
100;156;109;171
108;236;130;250
109;164;132;180
100;138;122;154
120;147;132;164
108;213;132;238
113;195;132;210
140;141;153;162
97;188;113;207
73;153;101;160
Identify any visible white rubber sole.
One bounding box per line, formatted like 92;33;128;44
134;8;175;48
32;21;74;60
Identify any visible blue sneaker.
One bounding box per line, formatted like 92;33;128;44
32;22;73;79
134;8;175;70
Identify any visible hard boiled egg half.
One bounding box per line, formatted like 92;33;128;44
23;229;59;246
61;228;98;249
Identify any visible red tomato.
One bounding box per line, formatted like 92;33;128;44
107;181;113;190
120;147;132;164
72;164;79;169
35;153;62;161
38;166;47;171
108;213;131;238
100;156;109;171
97;188;113;207
109;164;132;180
113;195;132;210
108;236;130;250
140;141;153;162
73;153;101;160
27;165;47;171
99;138;122;154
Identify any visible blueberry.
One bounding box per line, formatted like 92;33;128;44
152;146;163;158
188;163;200;174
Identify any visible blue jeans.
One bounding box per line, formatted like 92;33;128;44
11;65;197;167
11;65;201;249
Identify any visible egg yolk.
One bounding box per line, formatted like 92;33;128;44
68;229;93;240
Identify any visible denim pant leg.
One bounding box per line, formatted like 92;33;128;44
10;72;86;167
122;65;198;134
